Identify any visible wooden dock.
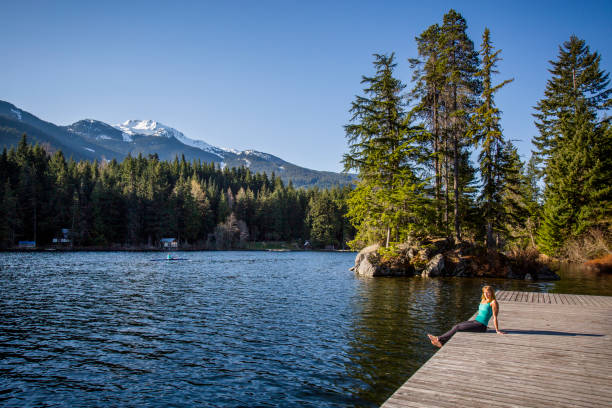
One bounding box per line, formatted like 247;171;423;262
381;291;612;408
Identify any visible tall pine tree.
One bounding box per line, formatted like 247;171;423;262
534;37;611;256
439;10;481;241
470;28;513;248
344;53;426;248
533;35;611;175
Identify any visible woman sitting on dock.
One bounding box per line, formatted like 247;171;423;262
427;285;505;347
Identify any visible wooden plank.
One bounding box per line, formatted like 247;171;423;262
423;358;612;386
577;294;591;305
560;293;570;304
566;294;578;305
381;292;612;408
405;370;612;405
386;373;610;407
581;295;597;306
575;294;588;306
594;295;608;306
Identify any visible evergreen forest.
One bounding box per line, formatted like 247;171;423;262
0;137;353;250
343;10;611;260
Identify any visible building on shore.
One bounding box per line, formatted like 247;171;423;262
160;238;178;248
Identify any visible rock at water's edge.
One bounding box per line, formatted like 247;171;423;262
352;239;561;280
353;244;414;277
422;254;445;278
354;244;379;277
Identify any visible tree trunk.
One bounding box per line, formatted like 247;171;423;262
453;133;460;242
444;136;450;235
433;93;441;230
452;84;461;242
385;226;390;248
485;151;493;248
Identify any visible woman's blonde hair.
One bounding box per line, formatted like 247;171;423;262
481;286;496;303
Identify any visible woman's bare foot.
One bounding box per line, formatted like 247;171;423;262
427;334;442;348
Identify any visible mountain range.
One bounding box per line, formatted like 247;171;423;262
0;101;354;188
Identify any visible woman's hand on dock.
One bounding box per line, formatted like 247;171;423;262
496;330;506;335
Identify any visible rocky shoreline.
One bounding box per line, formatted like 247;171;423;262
351;238;560;280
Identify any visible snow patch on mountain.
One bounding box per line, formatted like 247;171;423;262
175;134;224;159
115;119;224;159
10;108;22;121
84;147;95;152
242;150;273;160
242;158;251;168
115;119;164;136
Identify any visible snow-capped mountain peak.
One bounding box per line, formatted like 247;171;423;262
0;100;356;188
114;119;224;159
116;119;171;137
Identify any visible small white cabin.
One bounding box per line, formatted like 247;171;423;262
160;238;178;248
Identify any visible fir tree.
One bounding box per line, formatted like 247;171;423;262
307;193;339;248
344;53;426;248
409;23;446;229
470;28;513;248
533;35;611;176
538;101;612;255
439;9;481;241
534;37;612;255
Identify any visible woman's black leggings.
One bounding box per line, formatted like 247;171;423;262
438;320;487;344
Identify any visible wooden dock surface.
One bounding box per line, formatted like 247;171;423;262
381;291;612;408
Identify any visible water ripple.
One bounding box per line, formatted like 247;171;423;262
1;251;609;407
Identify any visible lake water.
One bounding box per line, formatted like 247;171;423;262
1;251;610;407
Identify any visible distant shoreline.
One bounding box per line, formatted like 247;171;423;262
1;247;356;253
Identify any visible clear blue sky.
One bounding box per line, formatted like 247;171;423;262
1;0;611;172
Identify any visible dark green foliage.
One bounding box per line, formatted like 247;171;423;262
0;136;352;249
306;187;352;249
343;53;427;248
533;36;611;174
470;28;514;248
534;36;612;256
537;102;612;255
409;9;481;241
439;10;481;241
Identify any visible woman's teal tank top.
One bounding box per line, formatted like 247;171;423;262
475;302;493;326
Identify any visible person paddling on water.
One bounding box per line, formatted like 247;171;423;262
167;253;173;260
427;285;505;347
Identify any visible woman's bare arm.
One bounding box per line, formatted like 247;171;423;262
491;300;505;334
